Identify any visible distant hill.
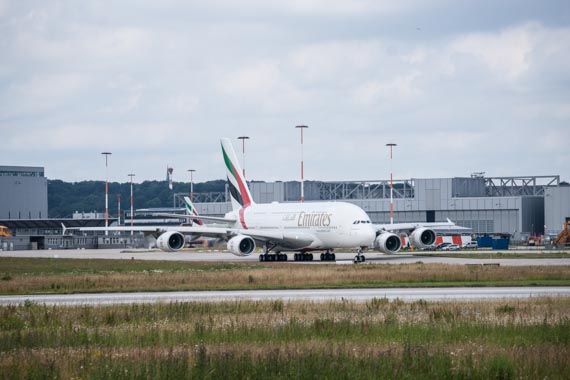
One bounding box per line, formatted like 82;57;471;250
48;179;226;218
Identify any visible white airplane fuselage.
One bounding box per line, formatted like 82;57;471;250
226;201;377;250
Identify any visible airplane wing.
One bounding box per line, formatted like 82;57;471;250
152;213;236;224
374;219;469;233
72;225;315;250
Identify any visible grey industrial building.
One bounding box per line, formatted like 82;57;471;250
0;165;118;250
0;166;47;219
1;163;569;250
192;175;567;241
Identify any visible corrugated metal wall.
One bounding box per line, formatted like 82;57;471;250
544;186;570;234
0;167;48;219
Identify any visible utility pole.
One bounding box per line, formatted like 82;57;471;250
295;125;308;202
101;152;112;235
187;169;196;202
386;143;397;224
237;136;250;178
128;174;135;235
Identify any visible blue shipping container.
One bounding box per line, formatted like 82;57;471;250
477;236;493;248
491;238;510;250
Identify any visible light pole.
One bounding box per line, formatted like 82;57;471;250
187;169;196;202
128;174;135;235
101;152;112;235
295;125;308;202
237;136;250;178
386;143;397;224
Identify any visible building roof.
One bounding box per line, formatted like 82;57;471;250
0;218;116;229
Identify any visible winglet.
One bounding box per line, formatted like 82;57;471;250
61;223;68;236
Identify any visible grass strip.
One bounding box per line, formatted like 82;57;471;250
1;298;569;379
1;257;570;294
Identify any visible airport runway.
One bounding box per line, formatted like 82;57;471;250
3;248;570;267
1;287;569;306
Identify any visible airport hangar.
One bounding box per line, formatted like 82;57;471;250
191;175;567;242
1;165;569;250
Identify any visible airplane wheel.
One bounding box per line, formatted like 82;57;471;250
309;254;314;261
332;253;336;261
259;255;264;262
320;253;324;261
294;253;298;261
353;256;359;264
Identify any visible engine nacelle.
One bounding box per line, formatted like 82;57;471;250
227;235;256;257
373;232;402;254
409;227;436;249
156;231;185;252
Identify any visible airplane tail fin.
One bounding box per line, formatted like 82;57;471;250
221;138;254;211
183;196;204;226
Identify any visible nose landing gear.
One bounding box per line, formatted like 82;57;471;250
353;248;366;263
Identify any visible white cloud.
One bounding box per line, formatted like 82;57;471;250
448;23;537;80
0;1;568;183
352;72;423;106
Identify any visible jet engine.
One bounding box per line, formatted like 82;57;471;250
373;232;401;254
227;235;256;257
409;227;436;249
156;231;185;252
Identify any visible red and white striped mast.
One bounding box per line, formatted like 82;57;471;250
386;143;397;224
101;152;112;235
295;125;308;202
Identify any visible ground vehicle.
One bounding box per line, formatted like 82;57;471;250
0;226;11;237
441;244;460;251
462;241;478;249
424;242;450;251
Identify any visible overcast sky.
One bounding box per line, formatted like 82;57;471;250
1;0;569;184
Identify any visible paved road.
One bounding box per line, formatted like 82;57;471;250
1;287;569;306
3;248;570;267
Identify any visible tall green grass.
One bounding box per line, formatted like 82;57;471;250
4;346;563;380
1;299;569;379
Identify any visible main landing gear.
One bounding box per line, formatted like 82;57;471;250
259;253;287;262
259;243;287;262
320;250;336;262
294;253;313;262
353;248;366;263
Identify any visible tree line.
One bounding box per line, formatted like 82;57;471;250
48;179;226;218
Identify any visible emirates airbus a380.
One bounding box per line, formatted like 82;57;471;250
75;138;458;262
